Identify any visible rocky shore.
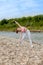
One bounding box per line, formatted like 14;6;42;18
0;35;43;65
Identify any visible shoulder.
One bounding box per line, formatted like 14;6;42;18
21;27;27;31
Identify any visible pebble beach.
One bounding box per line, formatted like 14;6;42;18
0;35;43;65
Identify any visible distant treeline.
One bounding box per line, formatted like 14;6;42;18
0;15;43;31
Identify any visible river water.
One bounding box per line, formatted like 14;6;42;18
0;31;43;44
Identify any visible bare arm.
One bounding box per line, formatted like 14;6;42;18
19;32;22;40
15;21;22;28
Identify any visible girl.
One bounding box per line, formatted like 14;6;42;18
15;21;33;47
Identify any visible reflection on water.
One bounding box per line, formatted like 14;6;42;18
31;32;43;44
0;31;43;44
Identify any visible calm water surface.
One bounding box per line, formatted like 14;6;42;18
0;31;43;44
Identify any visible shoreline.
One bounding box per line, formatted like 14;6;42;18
30;30;43;32
0;30;43;32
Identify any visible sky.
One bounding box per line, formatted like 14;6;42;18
0;0;43;19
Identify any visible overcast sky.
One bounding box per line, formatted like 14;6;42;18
0;0;43;19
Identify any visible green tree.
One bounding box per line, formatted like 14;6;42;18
0;19;8;25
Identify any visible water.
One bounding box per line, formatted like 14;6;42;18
0;31;43;44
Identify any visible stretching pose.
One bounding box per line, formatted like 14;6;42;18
15;21;33;47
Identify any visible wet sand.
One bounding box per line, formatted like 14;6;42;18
0;35;43;65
